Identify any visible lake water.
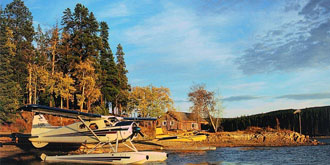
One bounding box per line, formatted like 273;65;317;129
1;138;330;165
163;138;330;165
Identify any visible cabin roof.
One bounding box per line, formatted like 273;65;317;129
166;111;208;123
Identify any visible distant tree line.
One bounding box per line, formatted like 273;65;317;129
0;0;130;122
221;106;330;136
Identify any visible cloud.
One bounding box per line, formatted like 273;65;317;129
223;95;262;102
122;1;238;87
225;82;266;91
276;92;330;100
237;0;330;74
96;2;130;18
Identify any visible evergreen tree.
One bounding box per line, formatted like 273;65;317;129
35;24;49;67
71;3;100;62
115;44;130;114
60;8;75;74
61;4;101;70
4;0;35;104
99;21;119;109
0;26;22;122
61;4;102;109
62;8;74;34
58;31;73;74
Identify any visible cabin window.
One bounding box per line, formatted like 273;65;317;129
170;121;174;126
162;121;167;126
108;117;119;123
79;124;85;129
192;123;198;129
104;120;111;127
89;123;98;130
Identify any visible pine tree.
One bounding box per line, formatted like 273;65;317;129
99;22;119;109
70;3;100;62
60;8;75;74
61;4;102;109
0;26;22;122
62;8;74;34
4;0;35;104
115;44;130;115
35;24;49;67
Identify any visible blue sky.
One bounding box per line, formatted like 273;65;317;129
2;0;330;117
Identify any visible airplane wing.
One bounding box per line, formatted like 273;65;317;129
18;104;158;121
123;117;157;121
18;104;102;120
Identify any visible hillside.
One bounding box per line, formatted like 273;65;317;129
221;106;330;136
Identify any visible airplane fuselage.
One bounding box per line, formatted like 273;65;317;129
29;115;136;148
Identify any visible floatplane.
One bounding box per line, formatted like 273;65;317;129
3;104;168;164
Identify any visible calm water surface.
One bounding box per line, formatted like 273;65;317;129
2;138;330;165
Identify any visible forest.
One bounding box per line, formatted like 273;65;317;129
0;0;174;123
221;106;330;136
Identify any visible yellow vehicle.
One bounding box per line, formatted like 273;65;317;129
155;128;207;142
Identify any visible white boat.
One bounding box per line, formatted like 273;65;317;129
41;151;168;164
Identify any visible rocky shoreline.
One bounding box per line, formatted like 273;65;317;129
205;127;320;147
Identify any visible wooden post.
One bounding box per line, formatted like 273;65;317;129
294;109;302;134
299;112;302;134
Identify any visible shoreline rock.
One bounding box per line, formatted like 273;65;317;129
201;127;323;148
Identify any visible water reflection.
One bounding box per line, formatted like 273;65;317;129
1;140;330;165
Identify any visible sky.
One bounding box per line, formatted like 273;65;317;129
2;0;330;118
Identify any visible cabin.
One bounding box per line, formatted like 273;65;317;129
157;111;208;131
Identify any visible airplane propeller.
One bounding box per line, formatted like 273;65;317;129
131;123;144;139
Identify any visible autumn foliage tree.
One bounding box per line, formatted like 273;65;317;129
188;84;223;132
74;60;101;112
58;74;76;109
128;86;174;117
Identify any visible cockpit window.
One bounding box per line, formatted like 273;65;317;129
104;120;111;127
108;117;118;123
115;121;133;126
79;124;85;129
89;123;98;130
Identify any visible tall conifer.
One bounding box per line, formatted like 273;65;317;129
115;44;130;114
4;0;35;104
0;26;21;122
99;22;119;109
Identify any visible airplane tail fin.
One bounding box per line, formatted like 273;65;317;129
31;114;52;136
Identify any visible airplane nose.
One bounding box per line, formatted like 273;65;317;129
131;124;144;138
